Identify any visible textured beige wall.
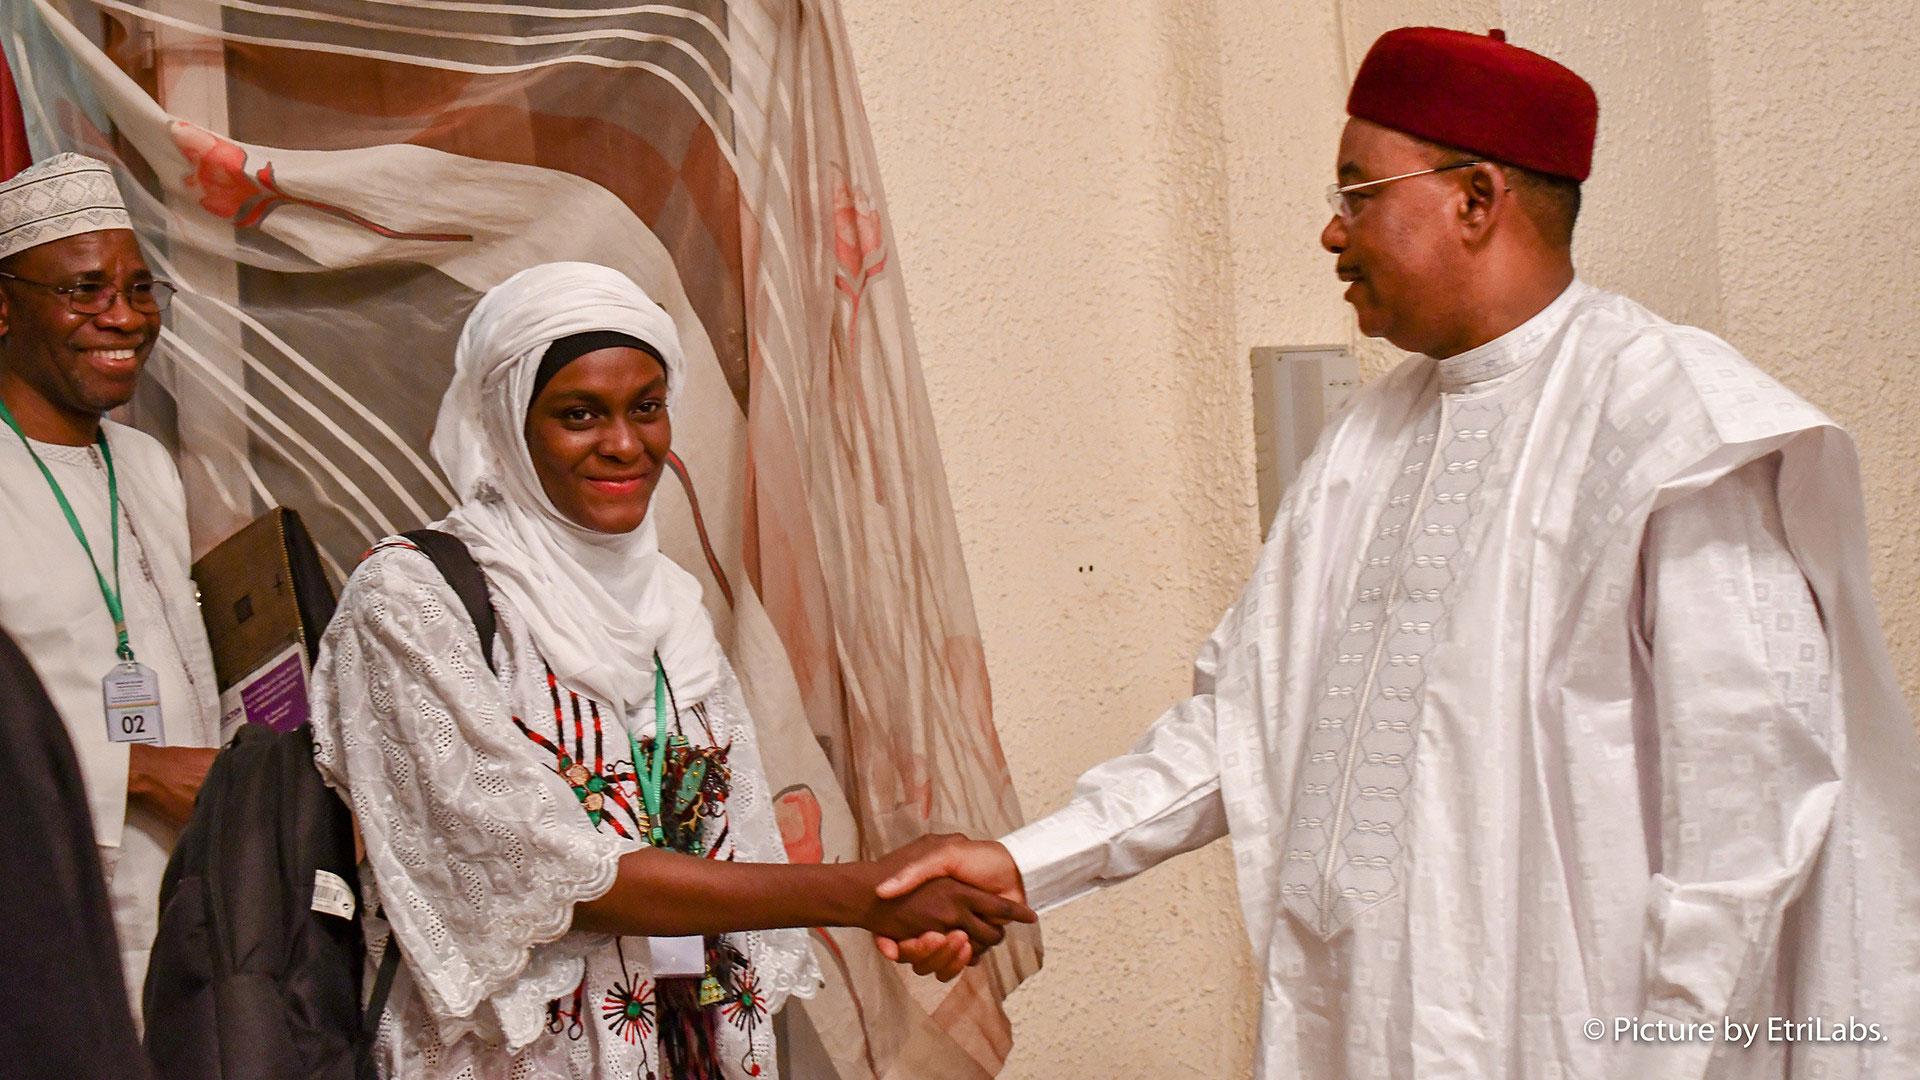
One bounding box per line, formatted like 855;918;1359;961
842;1;1918;1076
838;2;1260;1074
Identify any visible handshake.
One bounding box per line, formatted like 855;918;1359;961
858;834;1032;982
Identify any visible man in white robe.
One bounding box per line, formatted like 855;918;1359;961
876;27;1920;1080
0;153;220;1013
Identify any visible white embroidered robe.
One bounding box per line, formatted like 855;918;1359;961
0;419;220;1011
1003;282;1920;1079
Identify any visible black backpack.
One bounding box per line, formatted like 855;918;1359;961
144;528;496;1080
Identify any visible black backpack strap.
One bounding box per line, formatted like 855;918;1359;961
362;936;402;1038
278;508;339;667
361;529;495;1035
397;528;497;674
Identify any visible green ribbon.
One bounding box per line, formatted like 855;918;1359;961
0;398;133;662
629;655;671;847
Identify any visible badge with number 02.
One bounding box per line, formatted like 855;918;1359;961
102;661;165;745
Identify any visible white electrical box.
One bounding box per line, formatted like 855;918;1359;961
1251;345;1359;535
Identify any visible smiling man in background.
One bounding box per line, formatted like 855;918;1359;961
877;27;1920;1079
0;152;220;1014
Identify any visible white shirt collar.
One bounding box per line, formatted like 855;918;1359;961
1433;279;1589;393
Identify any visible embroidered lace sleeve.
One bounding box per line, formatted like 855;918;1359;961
309;545;638;1041
703;660;823;1010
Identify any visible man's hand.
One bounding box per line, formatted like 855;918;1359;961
127;744;216;828
870;834;1027;981
863;876;1034;949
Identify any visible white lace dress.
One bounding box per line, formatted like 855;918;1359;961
310;542;818;1079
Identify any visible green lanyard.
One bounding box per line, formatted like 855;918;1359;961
0;398;133;662
628;657;671;848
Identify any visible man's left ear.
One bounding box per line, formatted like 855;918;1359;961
1460;163;1504;241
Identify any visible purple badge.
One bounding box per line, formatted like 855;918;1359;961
239;649;310;732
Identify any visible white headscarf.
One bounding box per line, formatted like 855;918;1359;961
429;262;720;713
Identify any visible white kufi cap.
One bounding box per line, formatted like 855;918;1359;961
0;153;133;262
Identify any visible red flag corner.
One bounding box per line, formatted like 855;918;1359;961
1;45;33;179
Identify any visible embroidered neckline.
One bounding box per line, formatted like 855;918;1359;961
1434;279;1589;393
13;433;100;467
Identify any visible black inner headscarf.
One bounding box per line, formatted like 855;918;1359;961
530;330;666;402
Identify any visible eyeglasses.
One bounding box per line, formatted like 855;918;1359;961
0;271;177;314
1325;161;1484;220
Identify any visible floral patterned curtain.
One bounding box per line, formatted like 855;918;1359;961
0;1;1037;1074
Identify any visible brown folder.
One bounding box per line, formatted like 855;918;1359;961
190;507;336;740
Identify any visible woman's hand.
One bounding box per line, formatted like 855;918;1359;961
866;834;1032;980
861;875;1034;958
572;845;1032;950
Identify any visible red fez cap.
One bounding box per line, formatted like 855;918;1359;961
1348;27;1598;181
